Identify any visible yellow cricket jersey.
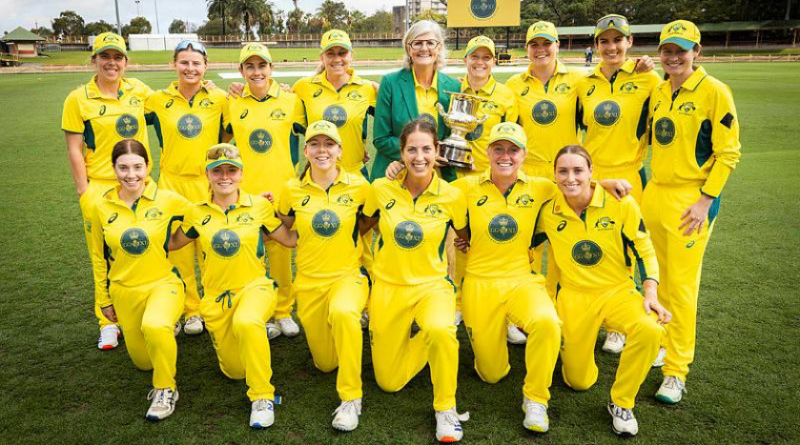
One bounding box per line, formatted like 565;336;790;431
535;186;659;291
414;69;439;126
363;172;467;285
577;60;660;171
62;76;154;181
225;80;307;197
87;180;190;307
293;69;377;173
505;60;584;172
278;167;369;280
453;170;556;280
460;76;519;172
182;192;282;291
649;66;741;198
145;81;228;178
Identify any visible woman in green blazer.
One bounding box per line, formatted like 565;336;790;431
372;20;460;182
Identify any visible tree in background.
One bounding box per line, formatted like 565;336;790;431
316;0;348;31
51;10;85;38
30;26;53;38
254;1;277;36
169;19;187;33
197;17;224;35
122;17;153;36
287;8;305;33
230;0;267;39
85;21;115;36
352;10;393;33
206;0;234;36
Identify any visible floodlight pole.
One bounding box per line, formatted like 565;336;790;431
154;0;161;33
114;0;122;34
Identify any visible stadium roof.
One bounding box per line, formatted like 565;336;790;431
1;27;46;42
555;20;800;37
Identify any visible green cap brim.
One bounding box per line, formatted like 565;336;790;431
659;37;697;51
465;45;495;57
528;33;558;44
206;159;243;170
321;43;352;53
239;54;271;65
94;45;127;56
491;137;527;151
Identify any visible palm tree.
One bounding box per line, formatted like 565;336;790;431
230;0;267;40
206;0;232;36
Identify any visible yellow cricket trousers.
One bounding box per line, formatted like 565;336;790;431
110;274;185;390
522;163;561;300
593;165;648;204
294;271;369;401
265;241;294;319
462;275;561;405
202;276;277;401
557;283;664;409
80;179;120;328
159;172;207;319
369;278;459;411
641;182;716;382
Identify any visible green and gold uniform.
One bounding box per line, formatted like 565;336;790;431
363;172;467;411
535;186;663;409
87;180;189;390
643;66;741;382
182;192;283;402
279;168;369;401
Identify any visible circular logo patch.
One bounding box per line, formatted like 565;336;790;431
212;229;241;257
249;129;273;154
593;100;621;126
465;123;484;142
394;221;424;249
470;0;497;19
488;214;518;243
572;240;603;266
323;105;348;128
419;113;436;126
115;114;139;137
311;210;341;238
654;117;676;146
532;100;557;125
120;228;149;256
177;114;203;139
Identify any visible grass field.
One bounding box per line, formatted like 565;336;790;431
0;63;798;444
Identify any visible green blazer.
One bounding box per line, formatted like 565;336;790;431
371;68;461;182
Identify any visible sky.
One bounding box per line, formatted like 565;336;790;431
0;0;404;36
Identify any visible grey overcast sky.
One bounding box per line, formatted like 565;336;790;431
1;0;402;35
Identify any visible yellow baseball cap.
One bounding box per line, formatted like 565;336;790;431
321;29;352;52
659;20;701;50
239;43;272;65
305;120;342;144
594;14;631;39
93;32;127;56
206;143;243;170
465;35;495;57
488;122;527;151
526;21;559;44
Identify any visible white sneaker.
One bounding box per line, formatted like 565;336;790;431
332;398;362;431
656;375;686;404
602;331;626;354
435;407;469;443
183;315;204;335
266;322;281;340
522;398;549;432
608;402;638;436
652;347;667;368
276;317;300;337
174;321;181;337
453;310;463;326
146;388;179;421
507;325;527;345
98;324;120;350
249;399;275;428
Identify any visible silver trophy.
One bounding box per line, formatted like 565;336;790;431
436;92;488;169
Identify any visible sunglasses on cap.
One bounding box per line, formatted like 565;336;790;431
175;40;207;55
596;15;630;32
206;145;240;160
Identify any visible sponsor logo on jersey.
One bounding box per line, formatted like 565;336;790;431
394;221;424;249
108;213;118;224
270;109;287;120
532;100;557;125
385;199;396;210
347;90;364;101
620;82;638;93
99;105;107;115
557;220;567;231
178;114;203;139
301;195;311;206
144;208;163;221
337;194;354;206
249;129;273;153
240;109;249;119
311;210;341;237
477;196;488;206
678;102;696;115
488;214;518;242
323;105;348;127
572;240;603;266
202;215;211;225
424;204;443;218
236;213;253;224
594;100;621;126
115;114;139;137
120;228;150;256
313;88;323;98
212;229;241;257
654;117;676;145
554;83;570;93
595;216;616;230
515;194;533;207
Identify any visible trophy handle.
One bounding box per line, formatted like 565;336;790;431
436;102;447;116
476;114;489;124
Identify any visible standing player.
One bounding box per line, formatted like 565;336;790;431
277;121;370;431
86;140;189;420
225;43;307;339
576;14;661;354
62;32;153;349
362;119;469;443
535;145;670;436
169;144;297;428
644;21;741;404
145;40;228;335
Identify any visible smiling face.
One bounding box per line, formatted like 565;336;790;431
465;47;494;82
526;37;559;71
207;164;242;197
596;30;632;66
114;153;147;195
239;56;272;90
401;130;437;180
408;31;440;68
659;43;698;79
93;49;127;83
304;134;342;172
321;46;352;77
175;50;207;86
488;140;525;179
555;152;593;200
